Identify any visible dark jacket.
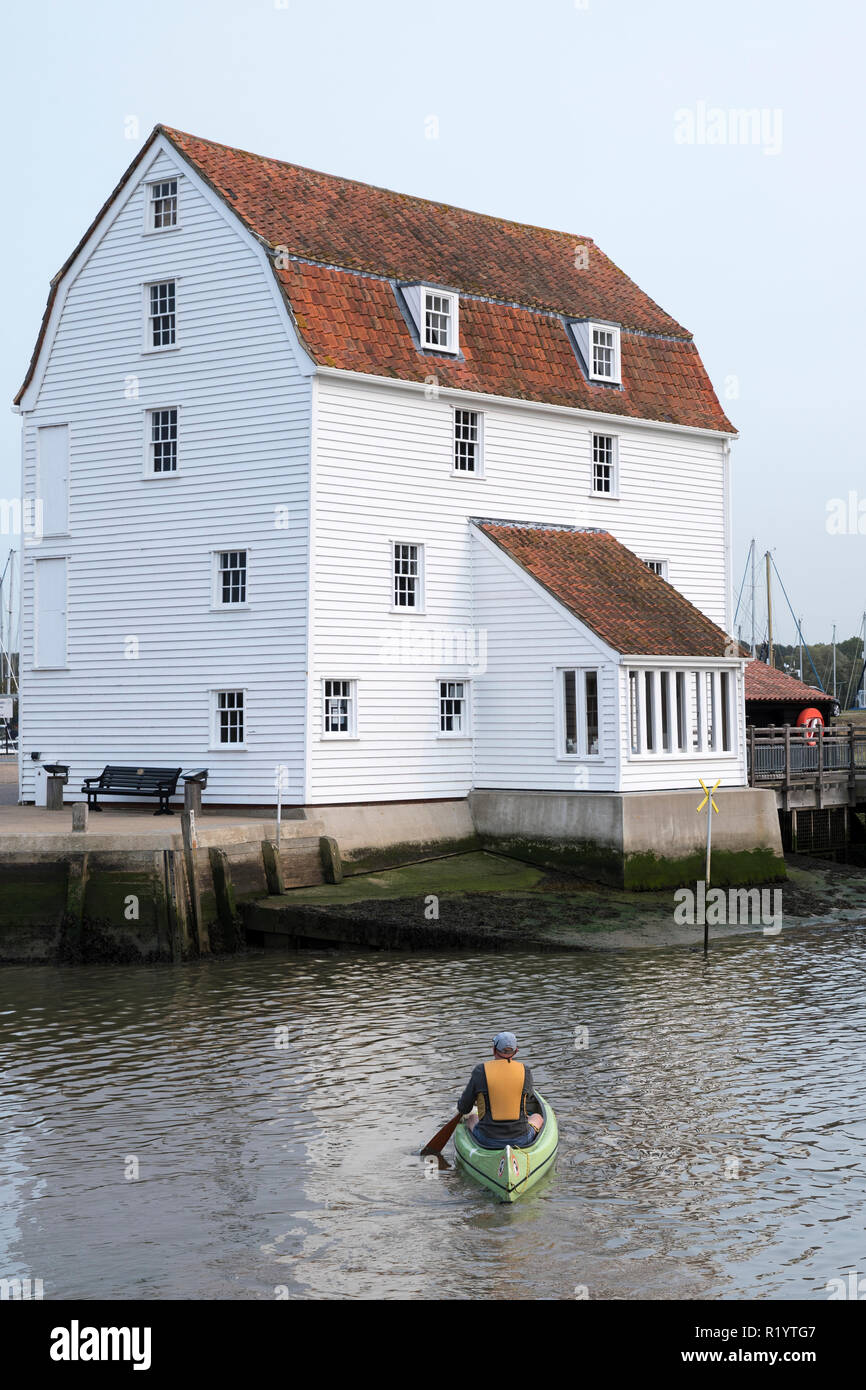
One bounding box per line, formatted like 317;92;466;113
457;1061;540;1145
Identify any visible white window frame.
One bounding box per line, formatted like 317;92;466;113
210;688;247;750
391;541;425;613
556;667;603;760
421;287;460;354
321;678;358;739
590;432;619;498
143;406;180;477
452;408;484;476
643;558;669;580
588;321;621;384
437;678;471;738
144;176;180;234
625;665;738;760
211;548;250;609
142;278;179;354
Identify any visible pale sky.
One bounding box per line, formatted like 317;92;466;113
3;0;864;653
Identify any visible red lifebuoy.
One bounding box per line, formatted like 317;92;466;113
796;707;824;746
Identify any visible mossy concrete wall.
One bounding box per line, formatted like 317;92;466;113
0;833;326;963
0;851;175;962
470;788;786;889
310;799;480;874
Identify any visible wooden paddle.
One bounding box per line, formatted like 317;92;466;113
420;1114;461;1156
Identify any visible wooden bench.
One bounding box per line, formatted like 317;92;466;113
81;765;183;815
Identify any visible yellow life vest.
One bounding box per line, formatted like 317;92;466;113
481;1059;526;1121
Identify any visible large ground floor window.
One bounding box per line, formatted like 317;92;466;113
558;668;601;758
628;667;736;757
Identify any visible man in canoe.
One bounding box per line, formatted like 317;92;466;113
456;1032;544;1149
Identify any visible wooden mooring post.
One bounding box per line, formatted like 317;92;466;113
208;846;241;950
63;854;88;958
817;726;825;810
181;810;210;954
163;849;187;963
261;841;285;896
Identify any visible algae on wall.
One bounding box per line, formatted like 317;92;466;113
0;833;326;964
473;834;787;891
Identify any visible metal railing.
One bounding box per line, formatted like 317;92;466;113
747;724;866;785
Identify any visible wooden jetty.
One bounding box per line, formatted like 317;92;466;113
747;722;866;853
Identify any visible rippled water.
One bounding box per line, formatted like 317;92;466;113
2;924;866;1300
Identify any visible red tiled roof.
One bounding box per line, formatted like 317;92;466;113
477;521;736;656
744;660;833;706
162;128;732;433
163;128;684;333
15;126;735;434
279;261;730;429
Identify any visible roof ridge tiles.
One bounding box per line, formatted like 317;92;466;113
159;124;602;247
160;125;694;338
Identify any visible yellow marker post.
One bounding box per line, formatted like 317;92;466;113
696;778;720;955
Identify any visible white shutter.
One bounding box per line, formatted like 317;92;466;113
37;425;69;535
35;558;67;668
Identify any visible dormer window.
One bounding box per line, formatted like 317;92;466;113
570;319;622;385
423;289;459;352
398;284;461;354
591;325;617;379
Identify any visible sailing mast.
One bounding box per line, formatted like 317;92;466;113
832;624;837;701
750;538;756;656
7;549;14;696
0;550;18;696
765;550;773;668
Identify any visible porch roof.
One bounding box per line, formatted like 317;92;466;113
475;519;736;658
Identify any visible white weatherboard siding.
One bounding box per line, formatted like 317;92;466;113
472;533;619;792
309;374;731;803
19;145;312;804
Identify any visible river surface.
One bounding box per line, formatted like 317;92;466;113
2;924;866;1300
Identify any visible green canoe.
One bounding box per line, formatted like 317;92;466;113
453;1093;558;1202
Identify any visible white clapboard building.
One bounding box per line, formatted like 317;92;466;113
14;127;782;883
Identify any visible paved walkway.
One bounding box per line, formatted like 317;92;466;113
0;801;321;851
